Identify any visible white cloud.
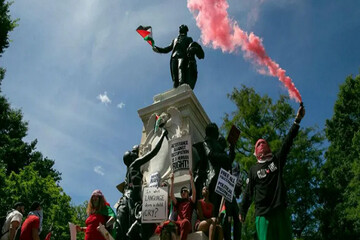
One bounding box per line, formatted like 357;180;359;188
117;102;125;109
94;166;105;176
97;92;111;105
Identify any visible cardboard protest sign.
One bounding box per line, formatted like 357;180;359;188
215;168;237;202
169;135;192;173
142;187;168;223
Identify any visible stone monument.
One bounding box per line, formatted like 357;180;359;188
138;84;210;196
117;27;212;239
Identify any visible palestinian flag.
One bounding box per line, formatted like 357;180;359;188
220;202;226;215
136;25;154;47
154;114;162;133
219;203;226;224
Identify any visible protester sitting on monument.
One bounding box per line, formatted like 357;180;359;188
20;201;43;240
170;171;196;240
195;186;223;240
76;190;116;240
239;105;305;240
1;202;25;240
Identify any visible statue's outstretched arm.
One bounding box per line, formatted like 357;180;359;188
153;40;174;54
131;129;168;168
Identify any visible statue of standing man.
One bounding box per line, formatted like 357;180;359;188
153;25;204;90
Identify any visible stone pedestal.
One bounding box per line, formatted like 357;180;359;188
137;84;210;196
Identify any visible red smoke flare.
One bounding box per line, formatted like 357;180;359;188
187;0;302;102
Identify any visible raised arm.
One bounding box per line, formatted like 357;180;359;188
170;173;177;205
278;104;305;167
189;170;196;204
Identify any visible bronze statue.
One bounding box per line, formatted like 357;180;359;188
116;129;168;240
194;123;241;240
153;25;204;90
203;123;235;215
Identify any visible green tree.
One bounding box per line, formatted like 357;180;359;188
222;86;324;239
71;201;88;240
0;92;61;180
0;0;18;57
318;73;360;239
3;163;74;240
0;3;77;240
0;0;18;89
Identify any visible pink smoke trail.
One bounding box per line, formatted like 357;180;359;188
187;0;302;103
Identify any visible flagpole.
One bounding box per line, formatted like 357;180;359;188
218;196;225;218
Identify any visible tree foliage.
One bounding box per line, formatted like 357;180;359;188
222;86;324;239
71;201;88;240
0;2;80;240
3;163;73;239
318;73;360;239
0;0;18;56
0;94;61;179
0;0;18;88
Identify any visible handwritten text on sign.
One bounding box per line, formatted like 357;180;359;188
169;135;192;172
215;168;236;202
142;187;168;223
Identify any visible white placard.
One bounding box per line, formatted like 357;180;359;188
142;187;168;223
149;172;160;187
69;222;77;240
215;168;237;202
169;135;192;173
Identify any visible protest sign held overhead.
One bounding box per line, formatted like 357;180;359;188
142;187;168;223
215;168;237;202
169;135;192;173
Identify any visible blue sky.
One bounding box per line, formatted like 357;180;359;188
1;0;360;207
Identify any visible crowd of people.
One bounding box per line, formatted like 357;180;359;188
1;105;305;240
1;201;44;240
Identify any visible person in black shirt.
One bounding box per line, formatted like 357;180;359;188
239;105;305;240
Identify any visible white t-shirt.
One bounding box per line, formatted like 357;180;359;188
1;210;23;240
